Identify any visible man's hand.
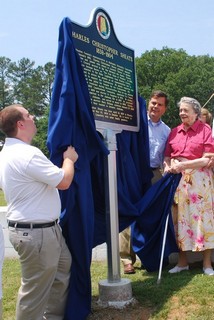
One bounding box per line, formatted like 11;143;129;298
63;146;78;163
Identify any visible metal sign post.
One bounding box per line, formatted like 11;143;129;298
97;128;133;307
103;129;120;282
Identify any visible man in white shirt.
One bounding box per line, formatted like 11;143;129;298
0;104;78;320
119;90;170;274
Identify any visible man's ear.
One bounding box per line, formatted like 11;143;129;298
17;120;24;129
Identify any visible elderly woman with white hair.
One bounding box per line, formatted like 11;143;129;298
164;97;214;276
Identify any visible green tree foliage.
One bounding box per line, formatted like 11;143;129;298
8;58;54;117
43;62;55;105
136;47;214;128
8;58;35;105
0;57;14;108
33;108;50;158
0;56;55;155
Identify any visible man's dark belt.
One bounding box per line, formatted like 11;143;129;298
150;167;160;170
8;219;58;229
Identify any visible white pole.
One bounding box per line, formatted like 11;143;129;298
157;213;170;285
202;93;214;108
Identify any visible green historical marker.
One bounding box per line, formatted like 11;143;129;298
71;7;139;132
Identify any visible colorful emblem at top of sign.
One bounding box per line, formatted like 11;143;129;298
96;11;111;39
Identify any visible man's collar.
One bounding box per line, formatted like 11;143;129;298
148;115;162;125
147;113;162;123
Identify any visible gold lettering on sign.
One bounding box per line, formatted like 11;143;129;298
120;52;133;62
92;40;118;56
72;31;90;44
77;48;135;124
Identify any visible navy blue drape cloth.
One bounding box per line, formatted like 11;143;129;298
132;173;181;272
47;17;108;320
47;17;180;320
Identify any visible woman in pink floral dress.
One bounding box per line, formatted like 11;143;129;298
164;97;214;276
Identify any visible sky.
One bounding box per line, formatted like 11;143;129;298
1;0;214;66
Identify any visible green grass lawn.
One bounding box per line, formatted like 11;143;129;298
2;259;20;320
2;258;214;320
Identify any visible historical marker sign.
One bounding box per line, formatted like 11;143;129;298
71;7;139;132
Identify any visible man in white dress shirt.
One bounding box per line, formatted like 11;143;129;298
0;104;78;320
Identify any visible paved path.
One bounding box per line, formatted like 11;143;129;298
0;207;18;258
0;207;107;260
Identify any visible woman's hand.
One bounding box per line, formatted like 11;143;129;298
203;153;214;168
164;158;183;174
169;161;184;174
163;163;171;174
163;157;172;174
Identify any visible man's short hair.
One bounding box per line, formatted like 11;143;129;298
0;104;24;137
150;90;169;107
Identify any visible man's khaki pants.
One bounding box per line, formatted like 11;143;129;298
9;223;71;320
